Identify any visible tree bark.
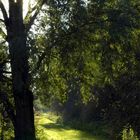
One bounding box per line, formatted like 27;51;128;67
6;1;36;139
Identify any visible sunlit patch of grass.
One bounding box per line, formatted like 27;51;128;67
35;113;108;140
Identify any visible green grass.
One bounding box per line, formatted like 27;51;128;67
35;113;108;140
1;112;139;140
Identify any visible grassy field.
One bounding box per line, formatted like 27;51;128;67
1;112;138;140
35;113;108;140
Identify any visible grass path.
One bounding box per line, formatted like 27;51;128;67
35;113;108;140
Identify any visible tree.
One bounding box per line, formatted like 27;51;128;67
0;0;46;139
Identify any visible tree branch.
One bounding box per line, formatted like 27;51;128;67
0;0;8;26
24;1;38;23
25;0;46;33
2;70;12;74
31;18;109;75
31;46;52;75
0;40;6;45
0;27;6;38
0;18;4;23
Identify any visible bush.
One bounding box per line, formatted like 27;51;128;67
122;127;139;140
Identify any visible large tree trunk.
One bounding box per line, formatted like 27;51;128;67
6;1;36;139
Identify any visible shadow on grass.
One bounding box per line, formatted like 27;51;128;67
41;122;108;140
41;122;70;131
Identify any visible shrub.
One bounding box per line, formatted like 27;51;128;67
122;127;139;140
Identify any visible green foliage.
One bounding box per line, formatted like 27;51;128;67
30;0;140;138
0;114;14;140
122;127;139;140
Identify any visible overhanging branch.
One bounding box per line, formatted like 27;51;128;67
24;1;39;23
0;27;6;39
0;0;8;26
0;18;4;23
25;0;46;33
31;45;52;75
31;16;110;75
